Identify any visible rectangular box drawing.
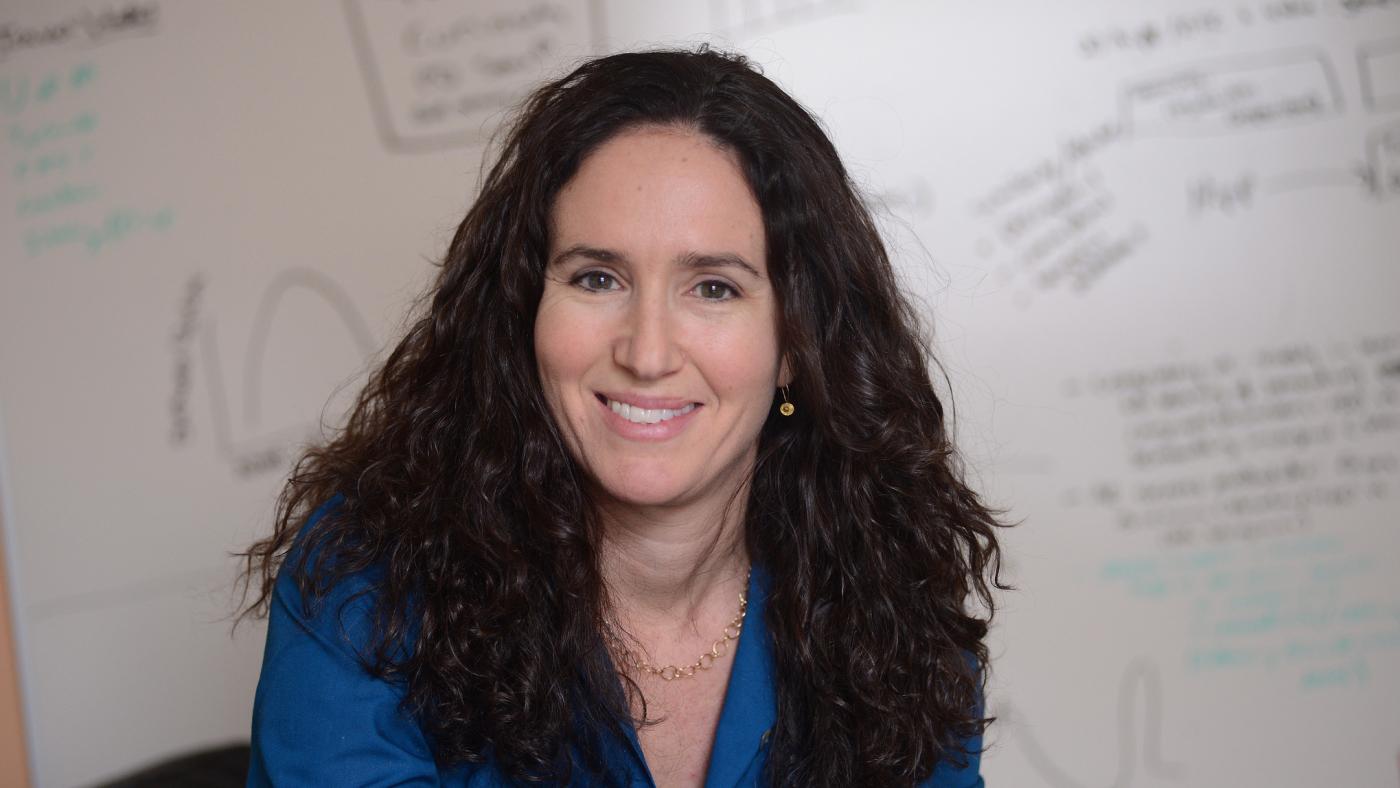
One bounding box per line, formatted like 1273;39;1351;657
342;0;603;153
1120;50;1343;137
1358;38;1400;112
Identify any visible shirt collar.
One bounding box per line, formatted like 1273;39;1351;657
600;565;778;787
703;562;777;788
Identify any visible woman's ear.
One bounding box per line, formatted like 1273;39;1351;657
778;354;794;388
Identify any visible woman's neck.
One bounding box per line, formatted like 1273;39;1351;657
597;492;750;629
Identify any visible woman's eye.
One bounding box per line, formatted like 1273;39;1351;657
573;271;619;291
695;280;737;300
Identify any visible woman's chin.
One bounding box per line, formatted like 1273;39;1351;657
592;471;697;510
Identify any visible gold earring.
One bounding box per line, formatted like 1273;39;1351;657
779;385;795;417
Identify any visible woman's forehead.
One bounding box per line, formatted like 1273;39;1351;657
549;127;766;271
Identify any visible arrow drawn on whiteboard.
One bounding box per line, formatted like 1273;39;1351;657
999;658;1185;788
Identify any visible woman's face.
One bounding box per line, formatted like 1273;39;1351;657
535;125;789;512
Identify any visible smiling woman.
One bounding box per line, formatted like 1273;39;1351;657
537;127;785;516
240;46;1005;787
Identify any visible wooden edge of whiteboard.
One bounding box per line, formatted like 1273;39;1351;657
0;477;31;786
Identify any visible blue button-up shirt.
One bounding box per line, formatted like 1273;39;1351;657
249;513;984;786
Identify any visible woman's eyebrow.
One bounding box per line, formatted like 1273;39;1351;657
549;244;624;269
676;250;763;280
549;244;763;279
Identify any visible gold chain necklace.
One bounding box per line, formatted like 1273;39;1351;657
606;568;750;681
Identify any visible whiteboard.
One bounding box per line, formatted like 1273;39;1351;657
1;1;1397;786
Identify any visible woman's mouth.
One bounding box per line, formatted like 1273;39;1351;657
605;397;697;424
594;393;702;438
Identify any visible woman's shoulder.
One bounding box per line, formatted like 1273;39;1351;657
249;495;445;785
267;492;408;663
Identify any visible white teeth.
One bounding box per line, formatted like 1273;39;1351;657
608;399;696;424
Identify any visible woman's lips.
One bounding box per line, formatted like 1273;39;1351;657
595;393;702;441
595;391;698;410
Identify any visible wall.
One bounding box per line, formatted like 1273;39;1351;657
0;1;1397;786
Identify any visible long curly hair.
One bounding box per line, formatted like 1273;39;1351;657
240;46;1006;786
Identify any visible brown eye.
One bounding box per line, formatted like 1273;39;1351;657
695;280;737;300
573;271;619;291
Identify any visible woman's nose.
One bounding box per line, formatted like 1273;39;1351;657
613;287;682;380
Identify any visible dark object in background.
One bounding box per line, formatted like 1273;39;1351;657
91;743;249;788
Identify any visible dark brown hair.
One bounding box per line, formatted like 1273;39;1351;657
240;45;1006;786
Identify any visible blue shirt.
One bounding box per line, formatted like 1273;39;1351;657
248;505;985;786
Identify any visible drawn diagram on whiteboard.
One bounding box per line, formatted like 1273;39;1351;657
970;43;1400;308
1185;116;1400;215
342;0;604;153
1000;658;1185;788
1118;49;1344;138
170;268;377;478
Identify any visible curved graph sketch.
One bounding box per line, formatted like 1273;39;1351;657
1000;659;1185;788
197;267;378;478
241;267;376;428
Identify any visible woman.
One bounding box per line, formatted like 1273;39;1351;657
242;47;1004;787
